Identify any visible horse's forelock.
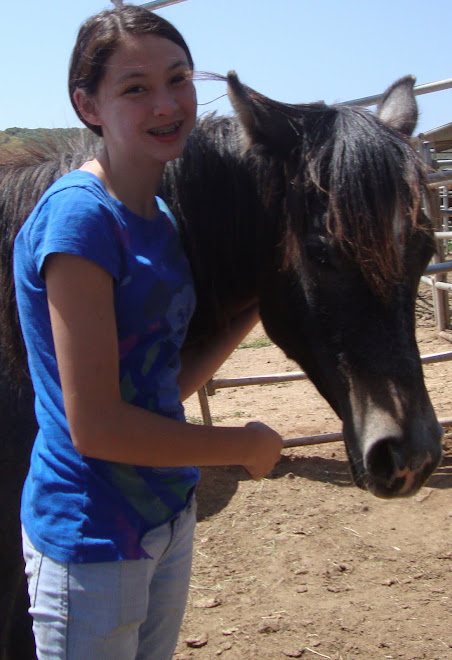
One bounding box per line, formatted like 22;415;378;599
297;106;427;297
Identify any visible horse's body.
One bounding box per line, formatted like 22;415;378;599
0;74;443;659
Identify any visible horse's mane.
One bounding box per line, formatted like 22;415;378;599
0;134;99;380
293;104;428;294
161;114;280;342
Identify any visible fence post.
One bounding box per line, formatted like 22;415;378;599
197;385;213;426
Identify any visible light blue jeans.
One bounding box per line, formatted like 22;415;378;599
22;501;196;660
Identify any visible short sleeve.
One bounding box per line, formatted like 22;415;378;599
27;186;123;281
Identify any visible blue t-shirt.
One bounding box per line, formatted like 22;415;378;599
14;169;199;563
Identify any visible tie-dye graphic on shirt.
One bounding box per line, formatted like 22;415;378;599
102;197;198;558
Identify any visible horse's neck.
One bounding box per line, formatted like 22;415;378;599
162;117;274;341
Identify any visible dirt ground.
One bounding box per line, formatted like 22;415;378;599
175;285;452;660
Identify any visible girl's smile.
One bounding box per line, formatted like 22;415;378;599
146;120;185;141
148;121;182;136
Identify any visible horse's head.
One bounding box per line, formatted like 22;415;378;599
228;73;443;498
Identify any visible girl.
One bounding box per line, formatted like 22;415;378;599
13;5;282;660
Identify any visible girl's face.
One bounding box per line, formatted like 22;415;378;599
81;34;197;166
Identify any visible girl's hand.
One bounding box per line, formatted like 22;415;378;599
242;421;283;480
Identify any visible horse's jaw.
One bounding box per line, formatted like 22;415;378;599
341;380;443;498
278;331;444;499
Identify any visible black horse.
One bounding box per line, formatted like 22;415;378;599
0;73;443;659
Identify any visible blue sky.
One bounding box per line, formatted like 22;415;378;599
1;0;450;135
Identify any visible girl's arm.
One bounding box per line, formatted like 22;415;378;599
45;253;282;480
178;303;260;401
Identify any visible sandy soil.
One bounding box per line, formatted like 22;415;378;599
175;285;452;660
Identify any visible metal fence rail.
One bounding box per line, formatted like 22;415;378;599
341;78;452;108
282;418;452;449
205;349;452;397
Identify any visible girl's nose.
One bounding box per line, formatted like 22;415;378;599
152;88;178;116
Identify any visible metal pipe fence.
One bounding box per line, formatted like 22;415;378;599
340;78;452;108
140;0;188;10
206;351;452;396
281;418;452;450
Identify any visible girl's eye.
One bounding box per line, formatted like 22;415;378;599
171;72;192;85
123;85;146;95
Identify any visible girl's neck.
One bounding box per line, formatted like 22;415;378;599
80;147;164;220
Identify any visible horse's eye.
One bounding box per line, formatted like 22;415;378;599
305;240;331;266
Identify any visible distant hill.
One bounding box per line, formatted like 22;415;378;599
0;127;89;150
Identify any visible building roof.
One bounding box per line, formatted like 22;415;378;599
418;122;452;152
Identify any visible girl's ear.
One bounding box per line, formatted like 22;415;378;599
73;88;102;128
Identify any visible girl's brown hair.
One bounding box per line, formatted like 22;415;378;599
69;4;194;136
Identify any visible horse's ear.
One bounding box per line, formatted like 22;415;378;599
227;71;299;154
376;75;418;137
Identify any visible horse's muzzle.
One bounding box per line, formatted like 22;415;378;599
359;427;444;498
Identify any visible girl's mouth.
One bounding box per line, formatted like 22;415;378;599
147;121;182;137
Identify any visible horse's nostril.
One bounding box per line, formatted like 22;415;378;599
366;437;402;483
364;433;442;498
